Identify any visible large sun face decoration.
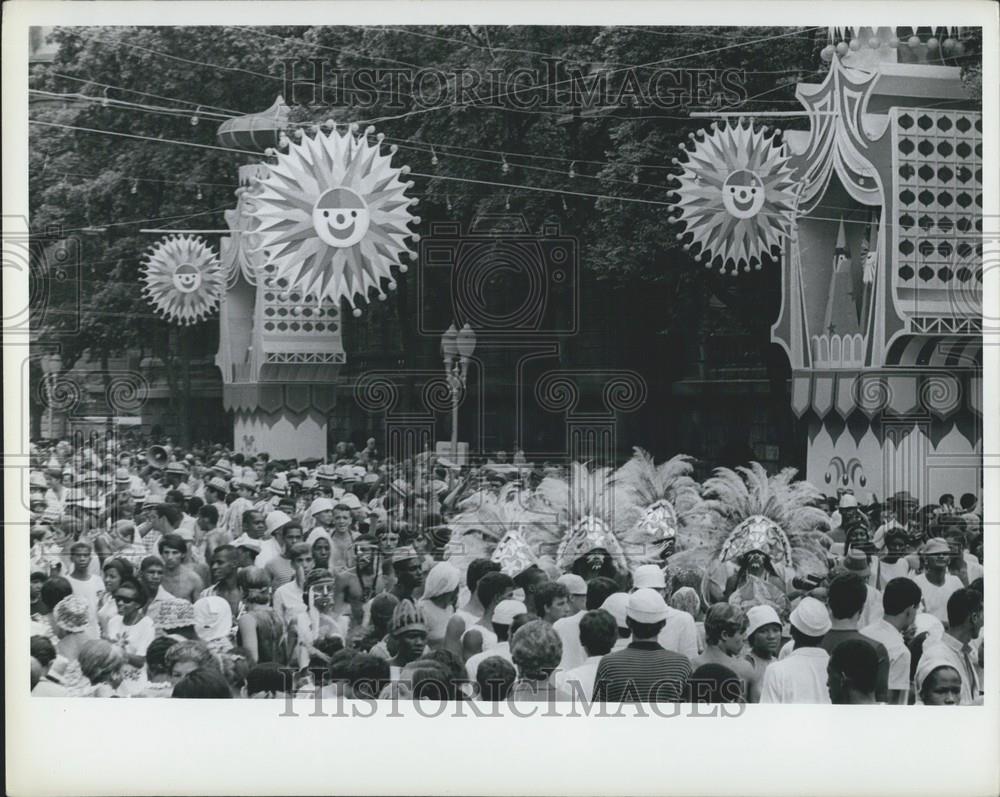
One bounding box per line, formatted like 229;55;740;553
669;120;799;275
719;515;792;566
250;123;419;316
142;235;223;325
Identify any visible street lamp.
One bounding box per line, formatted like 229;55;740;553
441;322;476;462
39;353;62;439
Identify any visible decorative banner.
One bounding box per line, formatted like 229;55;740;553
250;123;419;316
669;119;799;275
142;235;223;325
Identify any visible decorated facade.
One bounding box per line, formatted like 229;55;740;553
771;29;982;501
213;98;419;459
672;27;982;501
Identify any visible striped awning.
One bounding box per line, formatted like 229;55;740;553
885;335;982;368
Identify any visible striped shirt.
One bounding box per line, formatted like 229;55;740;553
592;640;692;702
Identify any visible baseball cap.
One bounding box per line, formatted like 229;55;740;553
556;573;588;596
632;564;667;590
627;588;668;623
493;599;528;626
789;597;831;637
601;593;630;630
746;604;782;638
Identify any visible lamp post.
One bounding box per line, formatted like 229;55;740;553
39;353;62;439
441;323;476;463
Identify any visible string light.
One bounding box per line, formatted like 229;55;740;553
632;169;640;184
130;180;138;195
568;161;577;179
190;106;201;126
431;147;439;167
505;193;511;211
561;196;568;212
101;87;111;108
501;154;510;175
196;185;203;201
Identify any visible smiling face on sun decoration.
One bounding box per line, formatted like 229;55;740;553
722;169;766;219
312;186;371;248
171;262;203;294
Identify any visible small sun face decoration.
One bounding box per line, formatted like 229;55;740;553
250;123;419;316
142;235;223;325
670;120;799;275
719;515;793;567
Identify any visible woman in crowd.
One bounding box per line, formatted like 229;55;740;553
76;639;125;697
102;577;154;694
236;566;287;665
417;561;461;652
97;557;134;635
31;576;73;646
508;619;569;702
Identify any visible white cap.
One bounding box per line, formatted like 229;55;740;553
789;597;832;637
632;564;667;590
309;497;335;515
601;593;630;629
746;604;782;638
264;510;292;535
338;493;362;511
627;588;668;624
493;599;528;626
556;573;588;596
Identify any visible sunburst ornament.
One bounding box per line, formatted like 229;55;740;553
142;235;223;325
669;119;799;275
249;122;420;316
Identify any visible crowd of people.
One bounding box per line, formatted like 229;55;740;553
26;434;985;706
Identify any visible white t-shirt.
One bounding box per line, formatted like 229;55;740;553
69;574;105;639
553;611;586;671
860;618;911;693
465;641;512;683
555;655;603;700
658;606;699;660
912;573;964;624
462;624;498;653
859;586;884;628
273;582;306;628
255;537;283;569
759;647;831;704
105;614;156;657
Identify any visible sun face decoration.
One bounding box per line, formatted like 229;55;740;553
670;120;799;275
250;123;419;316
142;235;223;325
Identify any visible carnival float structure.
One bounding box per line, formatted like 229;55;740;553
213;98;419;459
671;27;982;501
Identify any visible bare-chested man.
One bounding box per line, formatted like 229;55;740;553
158;532;204;604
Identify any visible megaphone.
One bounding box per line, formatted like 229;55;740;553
147;445;172;469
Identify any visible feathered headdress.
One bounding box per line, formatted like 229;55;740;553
672;463;831;579
444;483;549;580
530;461;666;575
613;449;712;558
